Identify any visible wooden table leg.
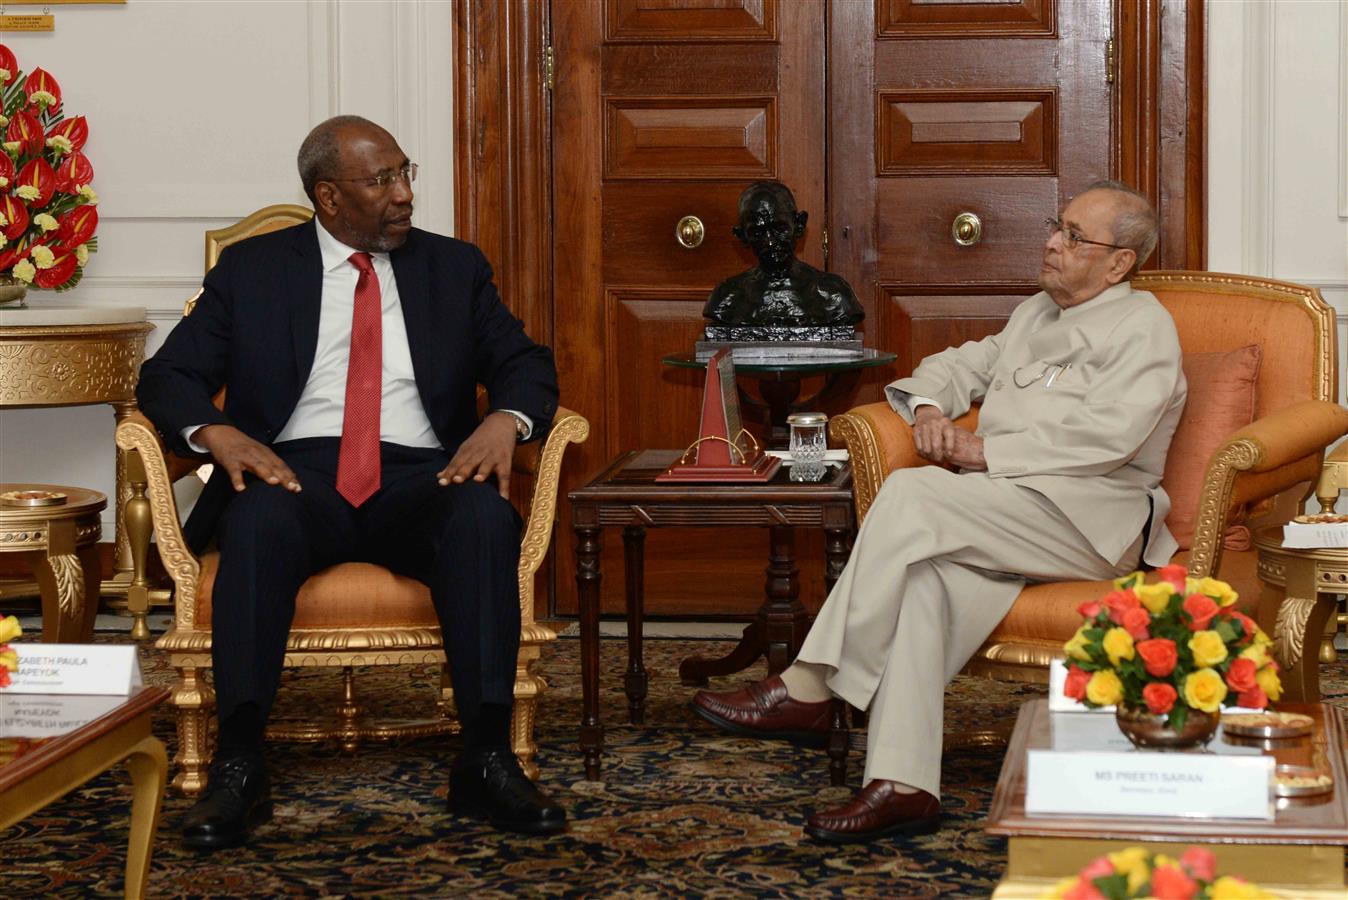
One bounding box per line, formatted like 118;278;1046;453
122;734;167;900
28;518;88;642
824;523;850;594
1270;554;1336;703
824;522;853;784
575;523;604;781
680;525;809;684
622;525;648;725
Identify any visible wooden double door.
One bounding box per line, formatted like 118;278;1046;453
457;0;1203;618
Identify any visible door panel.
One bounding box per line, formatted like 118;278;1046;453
831;0;1112;376
552;0;827;617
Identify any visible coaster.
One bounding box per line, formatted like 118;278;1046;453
0;489;68;508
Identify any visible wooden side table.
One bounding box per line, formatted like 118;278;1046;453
0;484;105;642
986;699;1348;897
570;449;854;780
0;307;157;635
1253;525;1345;702
0;685;169;899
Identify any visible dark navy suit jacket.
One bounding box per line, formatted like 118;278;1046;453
136;219;558;551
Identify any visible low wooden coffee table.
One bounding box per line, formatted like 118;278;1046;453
985;699;1348;897
1;685;168;899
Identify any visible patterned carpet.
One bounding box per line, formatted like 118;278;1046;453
5;633;1346;898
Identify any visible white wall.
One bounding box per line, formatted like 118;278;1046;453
0;0;454;536
1208;0;1348;399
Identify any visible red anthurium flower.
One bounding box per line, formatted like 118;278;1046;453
1225;656;1258;693
1181;593;1219;630
0;242;23;272
6;110;44;157
53;150;93;193
0;152;13;190
23;67;61;112
57;206;96;247
0;44;16;83
17;156;57;207
0;194;29;240
46;115;88;153
1143;681;1178;714
32;248;77;288
1237;685;1268;709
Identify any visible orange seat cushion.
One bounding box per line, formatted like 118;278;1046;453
1164;345;1262;549
986;547;1262;648
196;553;439;629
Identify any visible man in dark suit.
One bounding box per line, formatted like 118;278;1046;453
137;115;564;849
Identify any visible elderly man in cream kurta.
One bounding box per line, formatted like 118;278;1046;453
693;182;1187;844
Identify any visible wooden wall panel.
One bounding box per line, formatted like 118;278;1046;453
879;0;1055;38
602;44;780;94
605;291;708;452
607;0;776;42
605;98;776;180
877;89;1057;176
880;290;1031;374
601;183;758;284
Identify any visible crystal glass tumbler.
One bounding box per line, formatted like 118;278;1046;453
787;412;828;482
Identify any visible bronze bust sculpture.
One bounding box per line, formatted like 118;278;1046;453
703;181;863;333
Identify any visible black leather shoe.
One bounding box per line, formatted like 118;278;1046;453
180;752;273;850
449;749;566;835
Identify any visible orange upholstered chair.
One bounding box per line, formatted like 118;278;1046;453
117;205;589;794
829;272;1348;702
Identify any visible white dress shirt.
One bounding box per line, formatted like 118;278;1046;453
185;218;530;452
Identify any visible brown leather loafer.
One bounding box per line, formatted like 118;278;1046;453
805;780;941;844
690;674;832;747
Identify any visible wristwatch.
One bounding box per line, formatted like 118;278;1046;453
507;411;529;441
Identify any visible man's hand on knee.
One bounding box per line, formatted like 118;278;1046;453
944;429;986;472
438;411;516;499
192;425;302;493
912;405;958;463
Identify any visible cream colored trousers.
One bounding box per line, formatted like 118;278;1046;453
797;465;1142;797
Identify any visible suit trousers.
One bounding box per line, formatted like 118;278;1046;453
796;465;1142;798
208;437;522;732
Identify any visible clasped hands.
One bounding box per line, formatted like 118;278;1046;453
911;405;986;472
192;410;521;500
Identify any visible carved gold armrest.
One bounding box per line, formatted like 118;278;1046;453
115;412;202;631
1312;434;1348;513
516;406;588;632
829;401;980;525
1187;399;1348;577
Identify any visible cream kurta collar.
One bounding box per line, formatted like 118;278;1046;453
1059;280;1134;319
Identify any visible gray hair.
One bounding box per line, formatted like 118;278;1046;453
297;115;383;203
1081;179;1159;273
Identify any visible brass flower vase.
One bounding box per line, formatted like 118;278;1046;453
1115;706;1220;750
0;273;28;308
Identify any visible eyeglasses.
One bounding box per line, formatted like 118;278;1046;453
327;162;418;190
1044;217;1127;252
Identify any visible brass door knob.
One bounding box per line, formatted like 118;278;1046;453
952;211;982;247
676;215;705;249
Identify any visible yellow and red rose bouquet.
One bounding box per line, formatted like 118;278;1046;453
1045;845;1276;899
0;613;20;688
0;42;98;291
1061;565;1281;729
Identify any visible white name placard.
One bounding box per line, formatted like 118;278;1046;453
0;693;127;738
4;644;142;695
1026;749;1274;820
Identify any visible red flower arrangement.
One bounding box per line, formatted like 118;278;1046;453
1061;565;1282;730
1045;845;1275;899
0;42;97;292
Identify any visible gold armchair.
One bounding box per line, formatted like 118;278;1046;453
118;205;589;794
830;272;1348;700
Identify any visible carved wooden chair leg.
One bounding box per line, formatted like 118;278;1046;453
172;665;214;796
337;666;362;753
512;692;541;781
827;698;850;786
124;449;154;641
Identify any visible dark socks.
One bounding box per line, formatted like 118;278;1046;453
464;703;513;755
217;702;266;758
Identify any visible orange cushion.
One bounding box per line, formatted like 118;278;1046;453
1163;345;1262;549
196;554;439;628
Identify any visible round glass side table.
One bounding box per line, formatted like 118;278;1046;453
661;347;897;448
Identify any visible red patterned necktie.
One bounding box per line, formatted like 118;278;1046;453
336;251;382;506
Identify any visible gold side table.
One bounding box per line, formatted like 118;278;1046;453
0;307;159;635
0;484;105;642
1253;524;1344;703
